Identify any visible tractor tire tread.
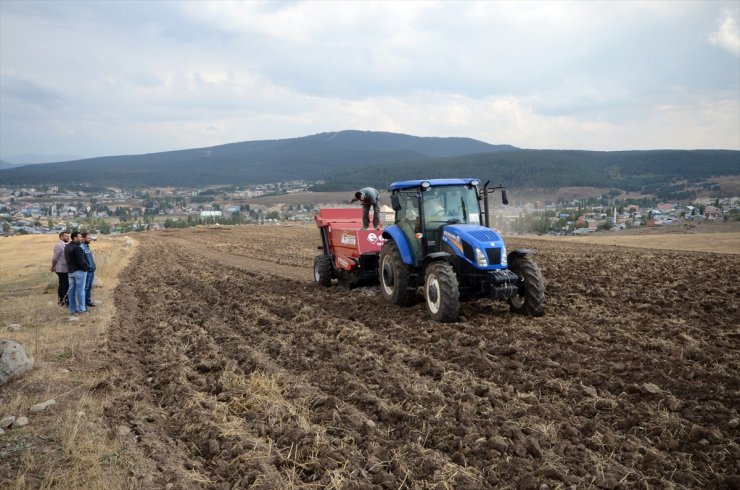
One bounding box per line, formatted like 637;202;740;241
380;241;415;306
508;254;545;316
425;261;460;322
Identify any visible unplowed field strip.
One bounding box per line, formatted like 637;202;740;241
104;227;739;489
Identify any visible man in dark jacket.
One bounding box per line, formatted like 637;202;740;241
351;187;381;230
64;231;88;314
81;232;97;307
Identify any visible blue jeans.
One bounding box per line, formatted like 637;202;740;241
68;270;87;314
84;270;95;305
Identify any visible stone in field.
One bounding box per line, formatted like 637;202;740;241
30;399;56;412
0;339;34;385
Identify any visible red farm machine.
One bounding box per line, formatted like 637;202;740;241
313;208;385;290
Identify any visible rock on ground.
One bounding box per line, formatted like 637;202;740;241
30;399;56;412
0;339;34;385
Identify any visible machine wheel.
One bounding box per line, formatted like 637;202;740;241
379;241;415;306
424;262;460;322
313;255;332;287
508;254;545;316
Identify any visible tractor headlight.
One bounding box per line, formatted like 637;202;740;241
475;247;488;267
501;245;507;266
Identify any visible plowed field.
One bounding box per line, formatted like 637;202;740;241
104;226;739;489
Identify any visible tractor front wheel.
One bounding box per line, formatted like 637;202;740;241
379;241;415;306
424;262;460;322
313;255;332;287
507;254;545;316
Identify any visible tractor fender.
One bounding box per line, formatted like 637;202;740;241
507;249;536;260
382;225;416;266
424;252;454;265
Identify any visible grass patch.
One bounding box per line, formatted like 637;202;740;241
0;234;138;489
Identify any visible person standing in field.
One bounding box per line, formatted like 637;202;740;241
51;230;70;306
81;232;97;308
351;187;381;230
64;231;88;315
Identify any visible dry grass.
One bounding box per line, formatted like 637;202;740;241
531;230;740;254
0;234;138;489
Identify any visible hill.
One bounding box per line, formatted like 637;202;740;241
313;149;740;200
0;160;24;170
1;131;738;199
0;130;513;187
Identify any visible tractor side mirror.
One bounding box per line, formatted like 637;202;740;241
390;194;402;211
501;189;509;205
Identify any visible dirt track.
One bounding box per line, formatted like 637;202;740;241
104;226;739;489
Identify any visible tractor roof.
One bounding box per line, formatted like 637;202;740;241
388;178;479;191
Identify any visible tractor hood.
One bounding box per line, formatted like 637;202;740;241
440;224;508;269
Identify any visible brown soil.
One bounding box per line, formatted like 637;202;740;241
103;226;739;489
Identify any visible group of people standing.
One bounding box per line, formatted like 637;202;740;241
51;230;97;315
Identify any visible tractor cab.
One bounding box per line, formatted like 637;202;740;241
388;179;485;264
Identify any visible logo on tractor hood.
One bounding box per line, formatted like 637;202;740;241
443;230;463;251
340;233;356;246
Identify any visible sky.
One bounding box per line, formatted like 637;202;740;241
1;0;739;161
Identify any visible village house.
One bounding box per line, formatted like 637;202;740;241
704;205;721;219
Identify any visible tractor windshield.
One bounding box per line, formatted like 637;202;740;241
422;185;481;228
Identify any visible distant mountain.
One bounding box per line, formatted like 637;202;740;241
299;131;515;156
0;131;738;200
1;153;83;165
313;148;740;200
0;160;20;170
0;130;515;187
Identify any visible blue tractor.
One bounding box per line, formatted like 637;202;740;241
380;178;545;322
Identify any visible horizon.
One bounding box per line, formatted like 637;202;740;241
3;129;739;165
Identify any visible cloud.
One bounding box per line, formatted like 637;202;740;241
0;1;738;157
710;8;740;57
0;73;65;108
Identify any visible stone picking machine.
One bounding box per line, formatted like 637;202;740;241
313;208;385;290
313;179;545;322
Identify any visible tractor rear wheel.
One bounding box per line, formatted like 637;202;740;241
507;254;545;316
379;241;415;306
313;255;332;287
424;261;460;322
